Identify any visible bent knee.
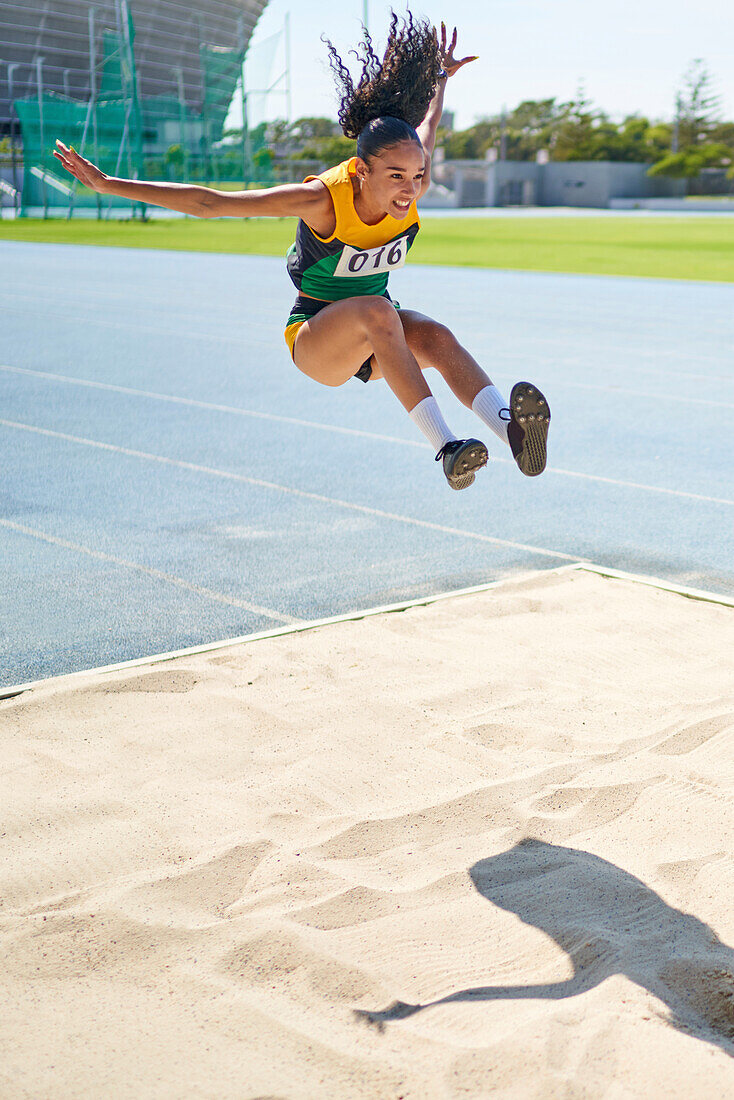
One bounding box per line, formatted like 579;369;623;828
356;295;403;336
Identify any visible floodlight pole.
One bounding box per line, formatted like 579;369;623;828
36;56;48;218
238;14;251;185
88;7;102;219
198;13;214;183
174;66;190;182
120;0;144;216
284;12;291;123
7;62;21;212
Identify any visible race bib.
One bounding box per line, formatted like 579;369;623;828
334;235;409;278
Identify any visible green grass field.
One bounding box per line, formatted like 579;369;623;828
2;214;733;282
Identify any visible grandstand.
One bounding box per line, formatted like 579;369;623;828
0;0;270;214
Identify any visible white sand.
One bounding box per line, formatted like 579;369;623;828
1;568;733;1099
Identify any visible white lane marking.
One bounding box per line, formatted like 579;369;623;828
544;377;734;410
1;282;285;322
0;298;274;349
4;296;732;389
6;296;731;391
2;365;733;506
0;518;301;625
0;418;580;562
0;365;427;449
537;464;734;507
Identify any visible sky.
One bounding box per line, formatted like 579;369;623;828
236;0;734;131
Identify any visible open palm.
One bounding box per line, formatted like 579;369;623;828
53;141;108;192
438;22;477;78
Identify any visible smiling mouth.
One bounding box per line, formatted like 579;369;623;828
394;199;411;212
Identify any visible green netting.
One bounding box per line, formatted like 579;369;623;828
15;11;274;217
201;45;242;136
100;30;124;99
15;91;148;214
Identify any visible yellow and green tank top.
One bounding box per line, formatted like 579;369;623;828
286;157;420;305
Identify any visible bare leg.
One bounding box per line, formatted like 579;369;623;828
292;296;489;487
393;310;495;407
382;311;550;477
293;296;431;411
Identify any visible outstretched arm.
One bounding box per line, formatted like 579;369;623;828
53;140;333;225
416;24;477;193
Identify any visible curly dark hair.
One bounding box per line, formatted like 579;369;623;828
323;10;441;141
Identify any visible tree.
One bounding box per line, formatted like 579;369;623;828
648;143;732;179
551;88;604;161
675;60;722;147
164;143;184;179
441;121;497;159
504;99;567;160
295;135;356;163
290;117;339;140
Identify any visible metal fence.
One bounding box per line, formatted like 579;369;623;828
1;0;274;217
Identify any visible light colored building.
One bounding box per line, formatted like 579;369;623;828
431;158;686;208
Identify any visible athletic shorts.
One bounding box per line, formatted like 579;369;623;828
284;294;401;384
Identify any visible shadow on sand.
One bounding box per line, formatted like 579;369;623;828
355;839;734;1055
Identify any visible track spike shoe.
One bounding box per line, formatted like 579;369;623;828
436;438;489;490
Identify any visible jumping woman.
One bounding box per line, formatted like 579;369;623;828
55;13;550;491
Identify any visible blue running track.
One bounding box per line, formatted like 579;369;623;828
1;241;732;687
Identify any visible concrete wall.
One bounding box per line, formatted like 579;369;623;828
431;161;488;207
436;159;687;208
485;161;541;207
539;162;685;207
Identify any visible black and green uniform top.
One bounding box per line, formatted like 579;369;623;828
286;157;420;303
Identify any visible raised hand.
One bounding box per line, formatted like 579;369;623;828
53;140;109;192
437;22;477;78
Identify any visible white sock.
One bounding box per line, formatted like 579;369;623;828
409;396;456;453
472;385;510;445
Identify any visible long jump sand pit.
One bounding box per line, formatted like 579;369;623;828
2;568;733;1098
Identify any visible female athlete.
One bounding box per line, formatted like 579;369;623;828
55;14;550;491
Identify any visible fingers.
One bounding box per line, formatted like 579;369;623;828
438;23;464;65
55;139;86;164
56;139;78;159
440;24;457;51
53;147;86;183
55;140;77;171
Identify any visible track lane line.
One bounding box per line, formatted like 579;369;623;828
0;365;427;448
3;298;732;389
2;367;733;506
0;417;580;562
0;518;302;625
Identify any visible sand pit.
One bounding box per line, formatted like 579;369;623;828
1;567;733;1098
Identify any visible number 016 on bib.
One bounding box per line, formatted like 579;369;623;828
334;235;409;278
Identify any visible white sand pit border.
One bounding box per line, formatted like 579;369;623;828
3;561;733;702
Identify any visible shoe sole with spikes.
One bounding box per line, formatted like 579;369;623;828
509;382;550;477
442;439;489;490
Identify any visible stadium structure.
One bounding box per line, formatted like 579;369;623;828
0;0;270;214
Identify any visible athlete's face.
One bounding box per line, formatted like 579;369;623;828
358;141;426;219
